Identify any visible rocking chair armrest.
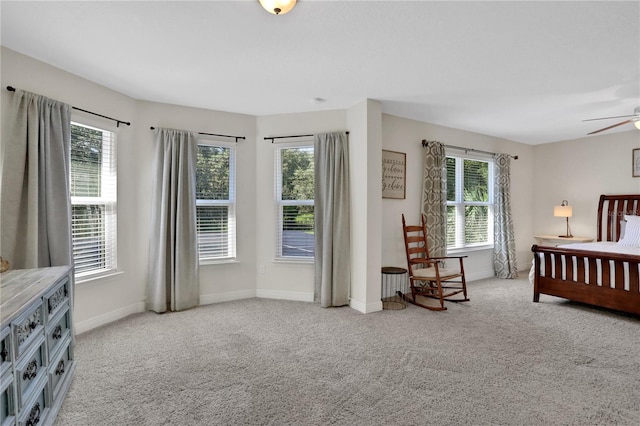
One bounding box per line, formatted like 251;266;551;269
428;255;468;260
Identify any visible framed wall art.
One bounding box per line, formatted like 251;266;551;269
634;148;640;177
382;150;406;199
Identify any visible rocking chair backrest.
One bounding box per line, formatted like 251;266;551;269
402;214;435;272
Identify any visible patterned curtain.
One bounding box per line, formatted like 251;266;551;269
420;141;447;258
493;154;518;278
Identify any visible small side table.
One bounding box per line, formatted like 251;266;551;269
534;235;594;247
381;266;408;310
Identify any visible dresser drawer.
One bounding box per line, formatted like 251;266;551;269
48;336;73;402
11;303;43;359
14;337;45;411
45;306;70;363
0;371;16;426
0;327;12;378
16;377;48;426
42;278;69;324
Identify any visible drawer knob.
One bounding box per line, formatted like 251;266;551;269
26;402;41;426
23;359;38;380
55;359;65;376
53;325;63;340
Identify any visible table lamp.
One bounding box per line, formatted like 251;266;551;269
554;200;573;238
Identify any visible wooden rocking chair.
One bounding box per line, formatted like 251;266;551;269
401;214;469;311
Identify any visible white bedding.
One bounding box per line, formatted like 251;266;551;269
530;241;640;290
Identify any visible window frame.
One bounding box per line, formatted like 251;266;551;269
445;150;495;252
195;138;236;263
274;142;315;262
69;120;118;281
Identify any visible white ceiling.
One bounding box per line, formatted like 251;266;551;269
1;0;639;144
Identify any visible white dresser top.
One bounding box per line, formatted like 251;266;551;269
0;266;71;325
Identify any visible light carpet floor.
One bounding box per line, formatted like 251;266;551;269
55;275;640;425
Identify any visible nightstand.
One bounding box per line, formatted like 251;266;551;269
534;235;594;247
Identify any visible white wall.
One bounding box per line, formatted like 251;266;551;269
347;100;383;313
380;114;536;279
533;131;640;239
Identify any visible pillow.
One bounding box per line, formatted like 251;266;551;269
624;214;640;222
617;217;640;247
619;220;626;240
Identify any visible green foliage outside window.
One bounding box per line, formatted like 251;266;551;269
281;148;314;232
446;156;491;247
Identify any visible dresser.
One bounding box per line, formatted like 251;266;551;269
1;266;75;426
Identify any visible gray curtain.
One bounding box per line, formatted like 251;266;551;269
147;128;200;313
314;132;350;307
1;89;72;269
493;154;518;278
420;141;447;258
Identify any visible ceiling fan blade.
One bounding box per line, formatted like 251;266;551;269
583;114;637;122
587;119;632;135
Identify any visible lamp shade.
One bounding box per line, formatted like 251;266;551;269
554;205;573;218
634;120;640;130
259;0;297;15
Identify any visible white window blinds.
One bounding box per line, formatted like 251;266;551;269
196;142;236;261
70;122;117;277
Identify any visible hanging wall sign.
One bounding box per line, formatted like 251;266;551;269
382;150;406;199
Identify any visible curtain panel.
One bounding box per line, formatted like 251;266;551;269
314;132;350;307
493;153;518;278
1;89;72;269
420;141;447;258
147;128;200;313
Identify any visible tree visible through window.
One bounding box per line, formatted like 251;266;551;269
277;146;314;258
446;155;493;249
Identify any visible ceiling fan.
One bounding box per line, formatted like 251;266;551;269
584;106;640;135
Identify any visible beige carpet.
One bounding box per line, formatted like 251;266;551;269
55;275;640;425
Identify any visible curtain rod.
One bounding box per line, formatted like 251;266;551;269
422;139;518;160
264;131;349;143
150;127;245;142
6;85;131;127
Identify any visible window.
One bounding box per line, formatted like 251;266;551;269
70;122;117;278
275;145;314;259
446;153;494;250
196;142;235;261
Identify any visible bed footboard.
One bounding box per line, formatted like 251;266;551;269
532;244;640;316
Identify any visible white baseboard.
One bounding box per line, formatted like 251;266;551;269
256;289;314;302
349;298;383;313
199;290;256;305
466;270;497;282
75;302;145;335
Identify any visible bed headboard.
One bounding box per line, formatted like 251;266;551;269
597;194;640;242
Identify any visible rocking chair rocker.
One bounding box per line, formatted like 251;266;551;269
401;214;469;311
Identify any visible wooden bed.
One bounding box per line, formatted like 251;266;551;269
531;194;640;316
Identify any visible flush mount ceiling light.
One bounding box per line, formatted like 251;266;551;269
259;0;297;15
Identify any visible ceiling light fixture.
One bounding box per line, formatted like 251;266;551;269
259;0;297;15
634;119;640;130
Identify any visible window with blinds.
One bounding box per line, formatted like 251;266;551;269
196;142;235;261
275;145;314;259
446;153;494;249
70;122;117;278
